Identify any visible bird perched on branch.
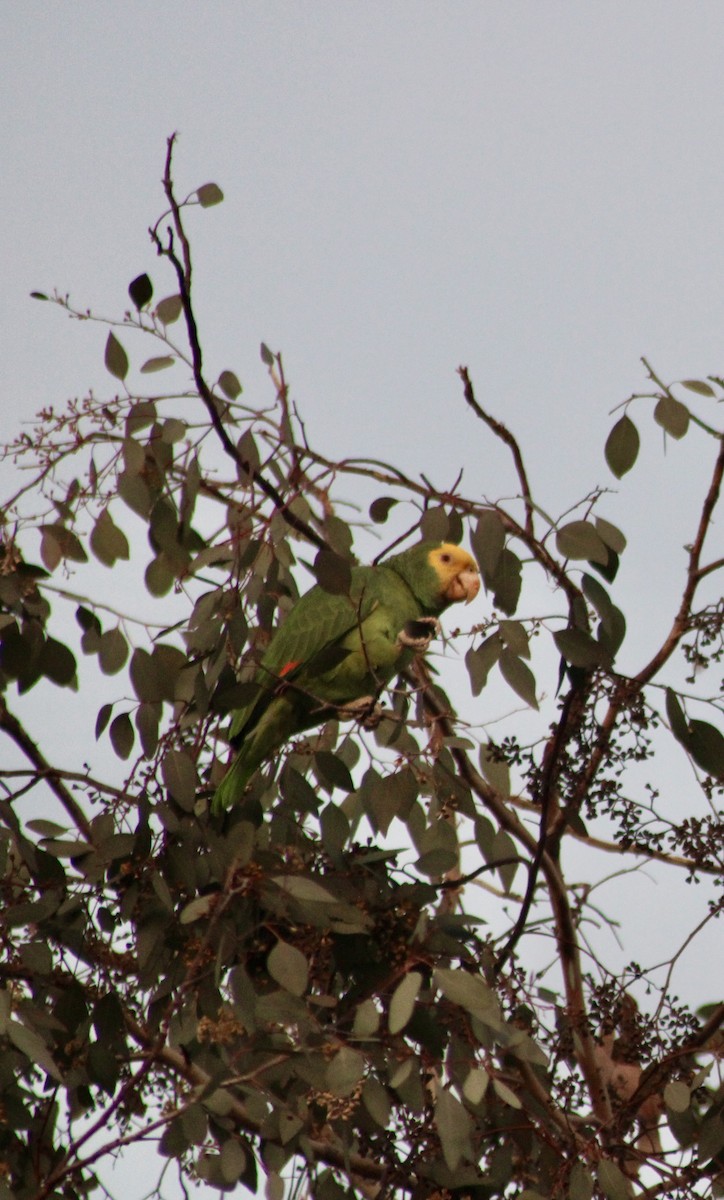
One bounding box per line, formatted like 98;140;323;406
212;540;480;811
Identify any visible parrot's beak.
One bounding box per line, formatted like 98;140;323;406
446;565;481;605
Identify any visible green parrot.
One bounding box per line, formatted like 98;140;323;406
212;540;480;811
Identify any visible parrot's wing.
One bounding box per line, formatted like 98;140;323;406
228;570;382;741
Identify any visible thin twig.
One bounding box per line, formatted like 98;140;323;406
150;134;326;550
0;699;94;840
458;366;535;538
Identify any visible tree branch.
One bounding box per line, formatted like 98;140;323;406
151;133;326;550
458;365;535;538
0;698;93;840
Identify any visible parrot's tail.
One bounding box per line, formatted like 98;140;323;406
211;751;254;815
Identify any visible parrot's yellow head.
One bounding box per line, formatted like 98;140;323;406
428;543;481;606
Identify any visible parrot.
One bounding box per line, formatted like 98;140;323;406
212;540;480;811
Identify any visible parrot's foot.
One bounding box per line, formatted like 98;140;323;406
397;616;441;652
337;695;384;729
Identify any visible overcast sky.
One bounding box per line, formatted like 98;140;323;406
2;6;723;1191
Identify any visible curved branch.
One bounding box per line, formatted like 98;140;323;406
0;699;93;840
151;134;326;551
458;366;535;538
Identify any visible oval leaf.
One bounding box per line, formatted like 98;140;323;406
218;370;242;399
104;332;129;382
605;414;639;478
388;971;422;1035
499;649;538;709
654;395;689;439
109;712;134;760
681;378;715;397
155;294;182;325
128;273;153;310
196;182;224;207
268;940;308;996
162;750;198;810
140;355;175;374
556;520;609;564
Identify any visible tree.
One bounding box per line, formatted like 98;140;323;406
1;134;722;1200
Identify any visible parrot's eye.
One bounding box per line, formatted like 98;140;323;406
440;552;451;563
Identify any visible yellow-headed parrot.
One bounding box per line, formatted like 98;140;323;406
212;540;480;810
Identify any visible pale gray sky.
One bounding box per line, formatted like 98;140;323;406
2;6;723;1190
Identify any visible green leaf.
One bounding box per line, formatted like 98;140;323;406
314;750;354;793
140;355;175;374
362;1077;390;1127
218;370;242;399
434;968;500;1025
104;331;129;382
492;828;519;891
40;637;77;687
596;1160;630;1200
30;291;48;300
314;549;352;596
554;627;606;669
268;941;308;996
162;750;198;810
128;273;153;310
180;895;215;924
40;523;88;564
462;1066;489;1105
260;342;275;366
556;520;609;564
145;554;175;597
568;1162;594;1200
161;418;186;444
90;509;130;567
95;703;113;739
369;496;398;523
479;743;510;795
109;712;134;760
8;1020;62;1080
155;294;182;325
582;573;614;626
27;819;67;837
605;414;639;477
353;999;381;1038
118;471;152;518
492;1078;521;1108
420;506;451;543
465;633;502;696
499;649;538;708
271;876;338;904
654;395;689;439
219;1139;246;1185
129;647;161;703
388;971;422;1035
682;378;716;397
327;1047;365;1097
595;516;627;553
498;619;529;657
98;628;128;675
689;719;724;778
491;548;522;615
664;1080;691;1112
136;702;159;758
665;687;690;745
434;1087;473;1171
196;182;224;207
472;510;506;580
698;1113;724;1164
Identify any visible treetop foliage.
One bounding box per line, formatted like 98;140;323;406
1;135;723;1200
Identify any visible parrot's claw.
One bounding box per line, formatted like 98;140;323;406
338;695;384;729
397;616;441;652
